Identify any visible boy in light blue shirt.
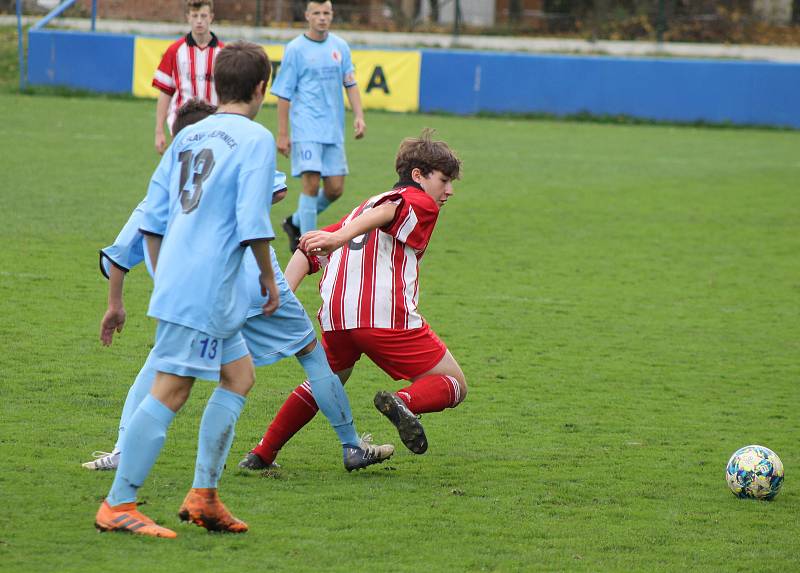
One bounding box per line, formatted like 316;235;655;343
272;0;366;251
94;43;280;539
86;120;392;479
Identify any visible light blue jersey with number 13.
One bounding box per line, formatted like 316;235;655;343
141;113;276;338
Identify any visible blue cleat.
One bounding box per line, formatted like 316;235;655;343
343;434;394;472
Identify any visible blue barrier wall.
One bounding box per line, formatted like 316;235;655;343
28;30;134;93
24;30;800;128
420;50;800;128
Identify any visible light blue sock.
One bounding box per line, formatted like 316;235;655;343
114;351;157;453
316;187;332;214
192;387;246;489
298;343;359;448
295;193;319;235
107;394;175;506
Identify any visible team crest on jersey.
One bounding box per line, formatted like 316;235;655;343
331;49;341;62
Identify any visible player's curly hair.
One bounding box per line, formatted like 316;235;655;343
395;128;461;181
214;41;271;104
172;99;217;135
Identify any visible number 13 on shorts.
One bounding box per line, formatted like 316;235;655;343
197;336;219;361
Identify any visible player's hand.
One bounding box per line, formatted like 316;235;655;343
277;134;291;157
155;132;167;155
260;274;280;317
353;117;366;139
100;306;126;346
299;230;343;256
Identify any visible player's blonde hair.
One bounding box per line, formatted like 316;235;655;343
395;128;461;181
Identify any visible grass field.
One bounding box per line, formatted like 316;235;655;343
1;86;799;572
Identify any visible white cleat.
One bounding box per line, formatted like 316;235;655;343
82;450;120;471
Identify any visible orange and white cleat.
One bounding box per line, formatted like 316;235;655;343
178;488;248;533
95;500;177;538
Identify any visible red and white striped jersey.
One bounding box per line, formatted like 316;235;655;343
314;184;440;331
152;33;223;134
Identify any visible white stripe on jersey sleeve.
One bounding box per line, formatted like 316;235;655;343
394;206;419;244
154;69;175;88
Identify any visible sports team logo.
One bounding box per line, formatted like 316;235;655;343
331;49;341;62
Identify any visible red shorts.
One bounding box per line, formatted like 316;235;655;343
321;324;447;381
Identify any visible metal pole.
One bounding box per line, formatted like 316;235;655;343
453;0;461;38
256;0;262;27
91;0;97;31
656;0;665;43
17;0;25;91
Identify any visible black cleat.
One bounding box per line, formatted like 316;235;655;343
281;216;301;253
373;391;428;454
237;452;280;471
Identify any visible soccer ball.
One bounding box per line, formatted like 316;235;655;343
725;445;784;500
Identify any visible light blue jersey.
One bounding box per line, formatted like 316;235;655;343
100;172;288;281
141;113;276;339
271;33;356;144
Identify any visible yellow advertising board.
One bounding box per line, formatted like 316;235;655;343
133;37;420;112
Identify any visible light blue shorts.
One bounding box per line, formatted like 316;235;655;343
151;321;250;382
243;289;316;367
291;141;348;178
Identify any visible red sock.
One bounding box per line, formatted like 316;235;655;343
252;381;319;464
396;374;462;414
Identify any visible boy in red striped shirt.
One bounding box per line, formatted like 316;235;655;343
239;129;467;470
152;0;222;154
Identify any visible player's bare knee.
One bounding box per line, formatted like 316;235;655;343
295;339;317;357
219;360;256;396
453;376;467;406
323;179;344;200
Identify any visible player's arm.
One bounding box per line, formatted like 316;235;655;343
100;264;127;346
285;249;312;292
143;233;162;273
248;239;279;316
345;84;366;139
299;202;397;255
154;92;171;154
276;97;291;157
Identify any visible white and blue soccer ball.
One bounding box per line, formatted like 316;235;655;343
725;445;784;500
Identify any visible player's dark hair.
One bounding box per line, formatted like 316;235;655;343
186;0;213;12
395;128;461;181
171;99;217;135
214;41;271;105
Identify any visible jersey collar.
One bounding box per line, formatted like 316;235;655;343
393;179;424;192
186;31;220;48
303;32;330;44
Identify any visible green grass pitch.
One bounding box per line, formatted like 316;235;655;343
0;89;798;572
